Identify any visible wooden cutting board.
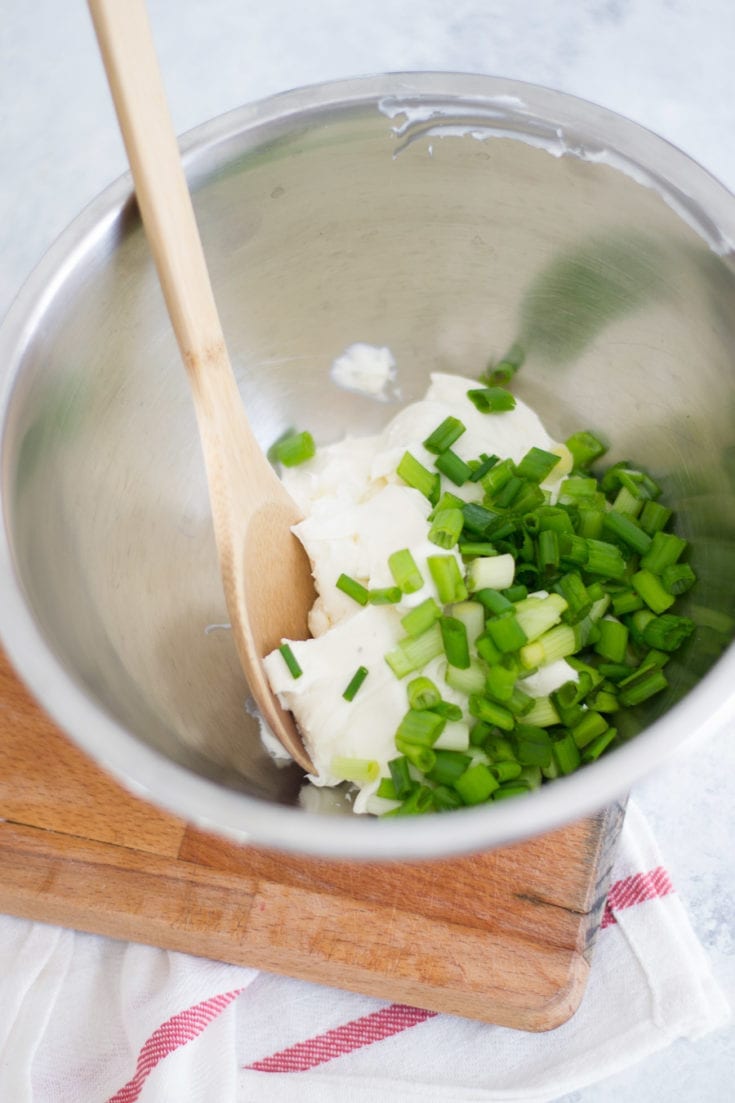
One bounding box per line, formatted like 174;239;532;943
0;649;624;1031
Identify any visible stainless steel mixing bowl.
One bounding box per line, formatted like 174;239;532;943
1;73;734;858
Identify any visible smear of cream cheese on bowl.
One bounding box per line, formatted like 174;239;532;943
262;372;577;814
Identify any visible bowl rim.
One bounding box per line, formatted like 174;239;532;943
1;70;734;859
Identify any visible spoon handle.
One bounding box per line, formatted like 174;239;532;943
88;0;238;401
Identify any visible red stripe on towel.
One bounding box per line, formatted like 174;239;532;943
106;988;243;1103
601;865;674;928
245;1002;437;1072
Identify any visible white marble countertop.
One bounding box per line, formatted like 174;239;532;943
1;2;733;1099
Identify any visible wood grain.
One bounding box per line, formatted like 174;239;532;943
0;648;625;1030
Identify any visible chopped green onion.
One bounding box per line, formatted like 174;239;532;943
576;508;604;540
394;784;435;814
482;342;525;385
484;663;518;703
468;454;500;482
278;643;302;679
433;722;471;752
661;563;697;595
631;569;676;614
514;724;552;767
641;613;695;652
490;760;524;783
423;416;466;454
467;554;515;592
454;762;500;804
343;665;369;701
439;615;470;669
445;659;487;696
466;387;517;414
431;785;464;811
395;708;446;747
612;485;643;518
581;726;618;763
385;623;444;678
552;731;582;775
521;695;560;727
435;449;472;486
272;429;316;467
537;529;560;576
474;588;513;615
336;573;369;606
639;500;672;535
388;756;414;799
468;694;515;731
515;446;561;484
571;710;608;749
520;623;577;669
401;597;442;638
458;541;497;557
584;539;627;580
330;756;380;783
492;783;531;801
428;507;464;548
514;594;567;642
376;777;399;800
480;456;516;495
618;668;668;706
388;548;424;594
430;700;464;721
427;750;472;786
565;430;607;469
612;588;644;616
450;601;485;644
559;533;590;567
368;586;402;605
640;531;687;574
602;510;652;556
554;572;592;624
503;584;528;602
485;609;528;653
407;676;441;710
397;451;440;503
594;617;629;663
427;555;468;603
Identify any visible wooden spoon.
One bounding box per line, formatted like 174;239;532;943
88;0;315;771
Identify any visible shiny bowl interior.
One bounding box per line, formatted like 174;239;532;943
1;73;734;858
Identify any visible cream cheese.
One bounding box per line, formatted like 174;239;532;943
262;371;576;812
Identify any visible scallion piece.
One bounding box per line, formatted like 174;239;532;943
428;507;464;549
618;668;669;706
400;597;442;638
631;569;676;614
427;750;472;786
395;708;446;747
594;617;629;663
449;600;485;644
272;429;316;467
612;485;643;518
514;724;552;767
552;731;581;775
571;710;608;749
278;643;302;679
490;760;523;783
439;615;470;669
514;594;567;642
468;453;500;482
485;609;528;653
640;531;687;574
515;446;561;484
458;541;497;557
343;665;369;701
468;695;515;731
388;756;414;799
388;548;424;594
581;726;618;763
330;756;380;783
396;451;440;503
554;571;592;624
467;554;515;592
565;430;608;469
480;456;516;495
454;762;499;804
474;588;513;616
507;685;534;717
612;588;644;616
602;510;652;556
433;722;471;752
537;529;560;576
466;387;517;414
395;783;435;814
407;676;441;711
639;500;672;535
520;695;560;727
520;623;576;669
435;449;472;486
336;573;369;606
384;623;444;678
427;555;468;604
641;613;695;652
661;562;696;595
484;663;518;703
423;416;466;454
475;632;503;666
482;342;525;385
430;700;464;721
368;586;402;605
584;539;627;580
445;659;487;696
376;777;399;801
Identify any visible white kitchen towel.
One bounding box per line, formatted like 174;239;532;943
0;800;728;1103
